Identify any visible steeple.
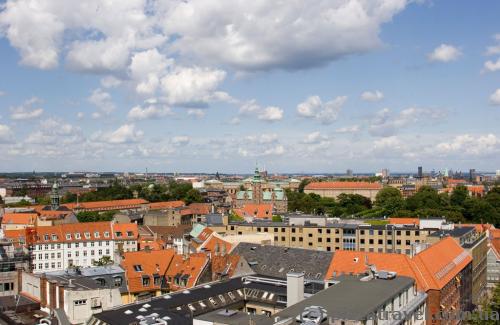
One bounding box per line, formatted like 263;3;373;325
50;181;60;210
253;165;261;182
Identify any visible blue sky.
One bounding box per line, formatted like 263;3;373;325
0;0;499;173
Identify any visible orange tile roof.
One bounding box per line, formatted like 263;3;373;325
138;238;165;251
388;218;420;226
179;207;192;216
64;198;149;211
199;233;232;254
325;251;425;289
305;181;382;190
149;201;185;210
467;185;485;194
456;223;494;233
490;238;500;260
326;237;472;292
197;228;214;242
121;249;175;293
447;179;467;185
491;229;500;239
234;204;273;219
412;237;472;290
166;253;209;290
211;254;240;279
1;213;37;226
188;203;211;215
113;223;139;240
3;228;36;246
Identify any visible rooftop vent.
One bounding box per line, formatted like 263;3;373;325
217;309;238;317
295;306;328;324
376;270;397;280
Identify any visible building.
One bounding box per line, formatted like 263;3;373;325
303;181;382;201
427;227;488;305
326;237;473;324
264;275;426;325
233;203;274;220
235;168;288;213
487;229;500;293
0;237;31;297
20;266;126;324
223;221;430;255
23;221;139;273
120;249;175;302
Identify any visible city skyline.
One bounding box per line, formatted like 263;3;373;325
0;0;499;173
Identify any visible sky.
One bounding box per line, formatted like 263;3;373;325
0;0;499;174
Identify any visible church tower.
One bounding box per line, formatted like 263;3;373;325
252;166;262;204
50;181;60;210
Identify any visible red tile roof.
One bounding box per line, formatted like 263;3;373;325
305;181;382;190
1;213;37;226
326;237;472;292
121;249;176;293
149;201;185;210
388;218;420;226
64;199;149;211
234;204;273;219
188;203;211;215
199;233;232;255
113;223;139;240
166;253;209;290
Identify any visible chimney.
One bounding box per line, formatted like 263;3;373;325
287;272;304;307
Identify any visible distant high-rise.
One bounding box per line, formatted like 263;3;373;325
417;166;423;178
469;169;476;182
346;169;353;177
496;170;500;178
381;169;389;178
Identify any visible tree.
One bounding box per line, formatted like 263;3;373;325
272;215;283;222
450;185;468;207
463;197;500;225
374;187;404;216
298;179;311;193
405;186;442;211
184;189;204;204
485;187;500;210
0;195;4;205
76;210;117;223
92;256;113;266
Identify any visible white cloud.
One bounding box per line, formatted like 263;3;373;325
483;58;500;72
433;134;500;156
0;124;14;143
0;91;6;97
127;104;173;121
25;118;82;145
172;136;190;146
100;76;122;88
160;66;226;106
262;145;285;156
129;49;172;95
99;124;143;144
297;95;347;124
369;107;446;137
360;90;384;102
490;89;500;105
239;100;261;115
373;136;402;150
245;134;278;144
76;112;84;119
88;88;115;116
302;131;328;144
160;0;409;71
187;109;205;119
258;106;284;122
335;125;360;133
10;97;44;120
228;117;240;125
427;44;462;62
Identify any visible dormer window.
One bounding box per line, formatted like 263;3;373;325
75;233;81;239
133;265;143;272
104;232;110;238
66;234;71;240
127;231;133;237
94;232;100;238
84;232;91;239
51;234;58;241
116;232;122;238
44;235;49;241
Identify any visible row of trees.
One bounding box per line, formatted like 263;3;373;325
62;180;204;205
286;185;500;226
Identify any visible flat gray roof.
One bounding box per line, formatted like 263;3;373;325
195;309;269;324
262;275;415;324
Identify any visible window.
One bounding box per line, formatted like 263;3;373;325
134;265;143;272
44;235;49;241
292;228;296;233
327;238;331;243
67;243;71;248
406;231;411;236
396;231;401;236
94;232;100;238
378;230;383;235
83;251;87;257
360;230;365;235
91;242;95;247
318;238;322;243
98;249;102;255
127;231;133;237
115;232;122;237
281;236;285;241
83;242;87;248
318;229;322;234
378;239;383;245
406;240;411;245
75;233;81;239
369;239;374;244
51;234;57;241
66;234;71;240
114;277;123;287
84;232;91;239
74;299;87;306
142;276;150;286
292;237;296;242
68;252;72;258
360;239;365;244
104;232;110;238
415;231;420;236
299;237;303;242
75;243;79;248
57;253;61;258
154;276;161;286
75;251;79;257
274;228;278;232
